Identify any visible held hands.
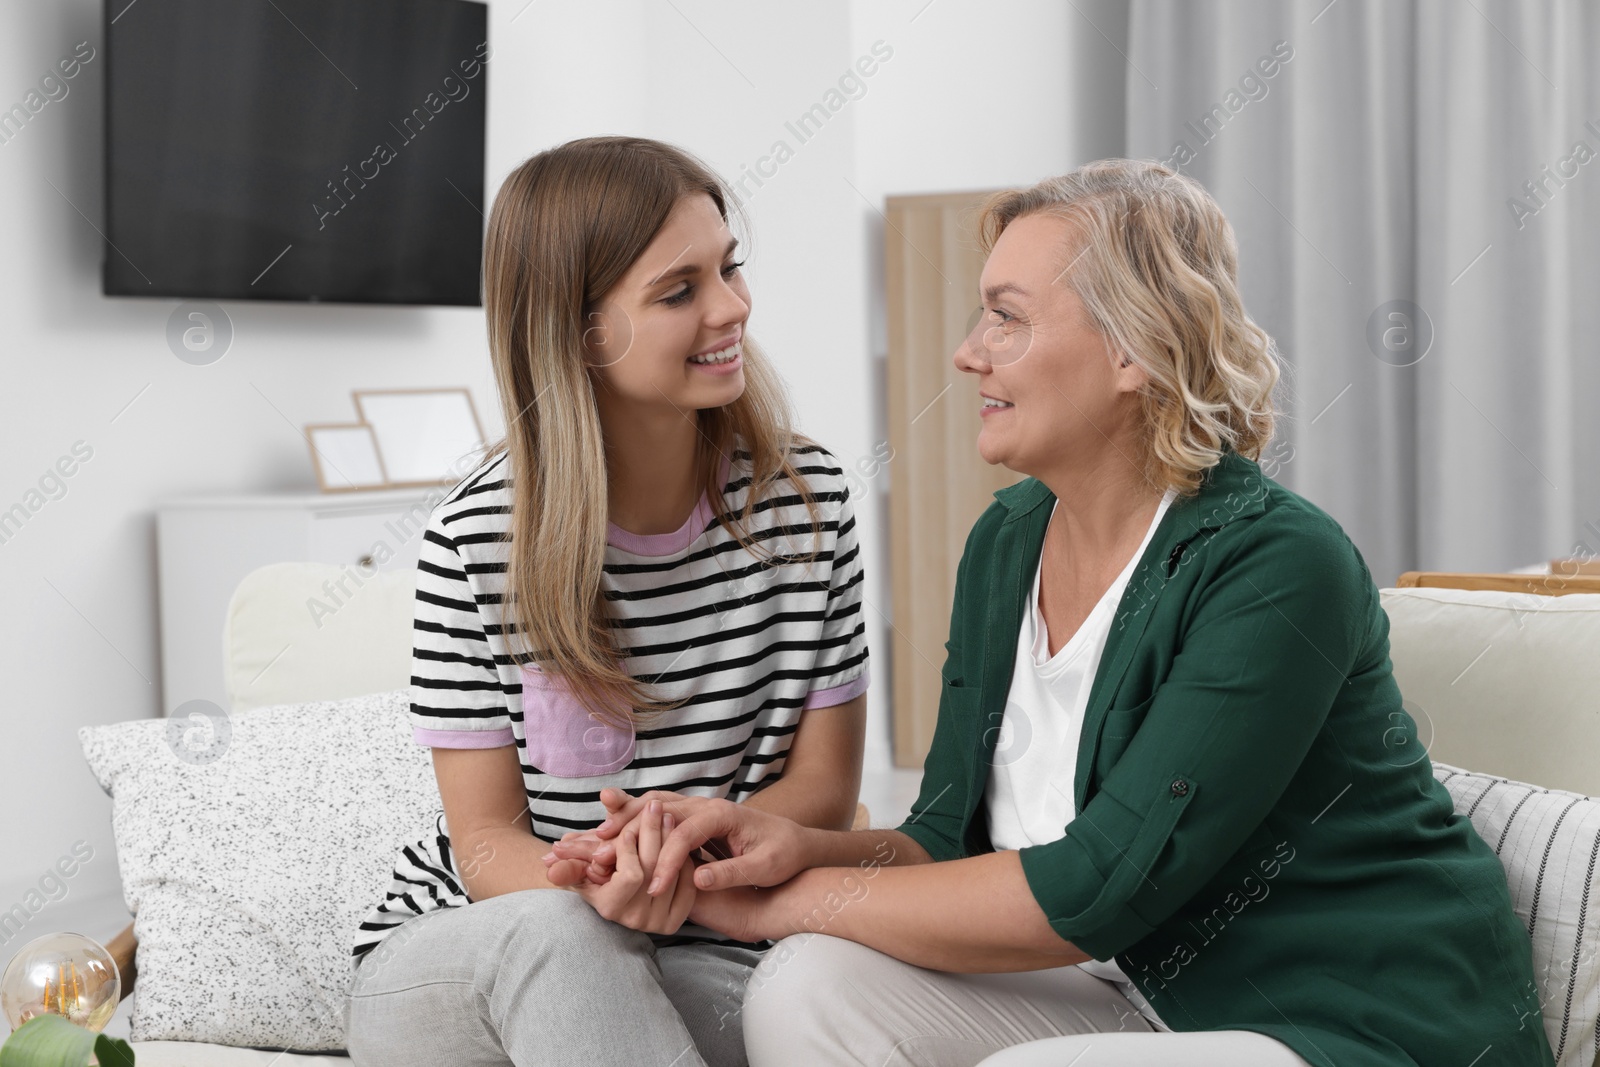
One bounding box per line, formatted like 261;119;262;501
541;788;692;887
557;799;699;935
543;787;816;895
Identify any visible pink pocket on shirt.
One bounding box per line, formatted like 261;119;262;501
519;663;636;777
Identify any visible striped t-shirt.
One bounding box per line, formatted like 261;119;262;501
352;439;870;963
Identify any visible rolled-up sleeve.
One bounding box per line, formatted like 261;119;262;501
1017;508;1372;961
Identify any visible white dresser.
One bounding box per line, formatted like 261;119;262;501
156;488;437;716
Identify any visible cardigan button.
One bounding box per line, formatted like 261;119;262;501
1170;777;1189;797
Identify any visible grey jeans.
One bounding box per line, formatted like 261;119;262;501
741;933;1314;1067
345;888;764;1067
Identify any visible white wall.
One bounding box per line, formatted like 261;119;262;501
843;0;1129;755
0;0;1126;925
1;0;509;925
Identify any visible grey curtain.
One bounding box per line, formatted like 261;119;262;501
1121;0;1600;584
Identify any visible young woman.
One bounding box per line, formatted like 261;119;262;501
622;160;1555;1067
343;136;871;1067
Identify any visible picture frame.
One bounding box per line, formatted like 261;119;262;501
304;423;389;493
351;387;488;489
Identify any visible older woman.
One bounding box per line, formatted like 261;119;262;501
549;159;1555;1067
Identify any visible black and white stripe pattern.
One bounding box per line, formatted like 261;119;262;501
353;439;870;963
1430;761;1600;1067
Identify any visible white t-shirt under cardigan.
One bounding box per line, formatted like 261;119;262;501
352;439;871;964
984;488;1177;1032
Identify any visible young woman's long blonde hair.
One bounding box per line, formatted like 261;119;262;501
976;158;1281;495
481;136;820;728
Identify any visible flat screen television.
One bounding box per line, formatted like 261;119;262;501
104;0;488;306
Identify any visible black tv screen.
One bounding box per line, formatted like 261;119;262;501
104;0;488;306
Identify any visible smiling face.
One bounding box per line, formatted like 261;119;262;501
584;192;750;413
955;211;1148;481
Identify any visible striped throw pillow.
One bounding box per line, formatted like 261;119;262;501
1432;761;1600;1067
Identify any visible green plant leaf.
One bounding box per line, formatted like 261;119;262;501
0;1015;134;1067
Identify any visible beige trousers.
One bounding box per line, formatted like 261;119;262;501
741;933;1312;1067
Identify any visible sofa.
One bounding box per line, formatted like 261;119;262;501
67;564;1600;1066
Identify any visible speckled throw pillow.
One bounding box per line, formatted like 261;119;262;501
78;689;440;1051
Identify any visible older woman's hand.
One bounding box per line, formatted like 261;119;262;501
686;882;790;945
645;796;816;895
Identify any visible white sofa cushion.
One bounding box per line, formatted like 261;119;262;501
1432;761;1600;1067
1382;587;1600;796
224;562;414;713
78;689;438;1051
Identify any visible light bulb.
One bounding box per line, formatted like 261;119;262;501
0;932;120;1034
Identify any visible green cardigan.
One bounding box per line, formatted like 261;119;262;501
894;450;1555;1067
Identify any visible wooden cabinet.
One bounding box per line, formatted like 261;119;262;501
884;190;1024;767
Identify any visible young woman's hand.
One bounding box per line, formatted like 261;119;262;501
542;850;602;888
541;788;696;886
592;787;692;835
542;831;618;886
568;800;698;934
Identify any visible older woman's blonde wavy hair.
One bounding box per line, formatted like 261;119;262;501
976;158;1281;496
